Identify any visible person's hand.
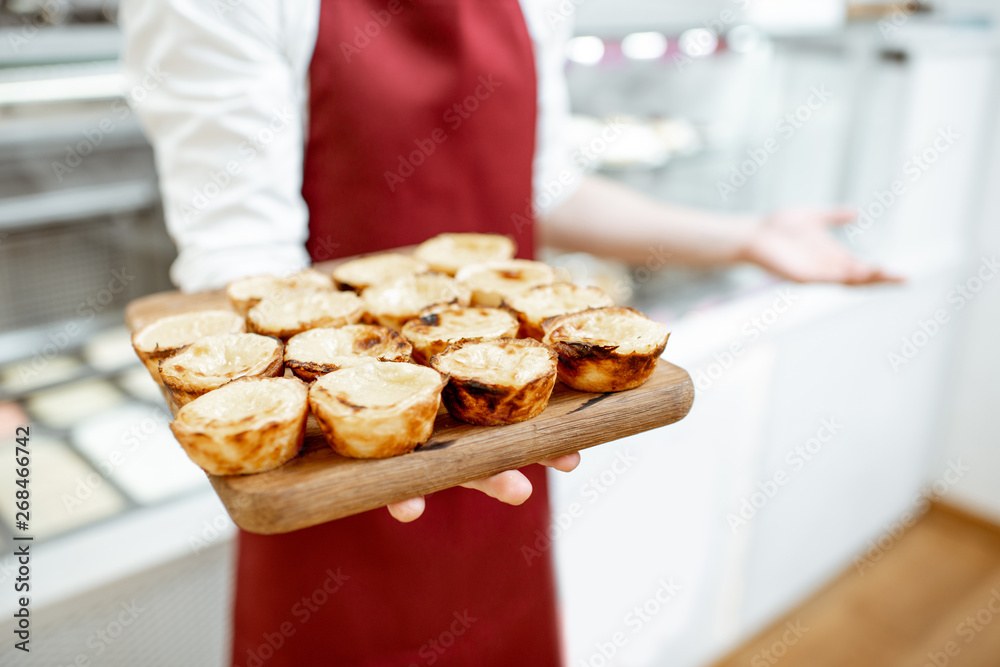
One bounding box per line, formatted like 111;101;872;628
740;207;903;285
386;453;581;522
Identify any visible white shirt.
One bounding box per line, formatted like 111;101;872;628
120;0;580;292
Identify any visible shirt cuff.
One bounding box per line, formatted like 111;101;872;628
170;244;313;293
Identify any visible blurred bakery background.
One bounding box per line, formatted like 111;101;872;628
2;0;1000;665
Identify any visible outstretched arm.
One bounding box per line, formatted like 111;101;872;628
539;175;899;285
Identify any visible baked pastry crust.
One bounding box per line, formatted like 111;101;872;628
542;307;669;392
247;290;364;339
413;233;516;276
170;377;308;475
401;306;518;365
502;282;614;340
361;273;471;330
226;269;333;315
284;325;412;381
131;310;245;383
308;362;446;459
331;253;429;292
159;333;284;406
430;337;557;425
456;259;556;307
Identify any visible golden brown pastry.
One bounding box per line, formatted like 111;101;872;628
361;273;471;330
430;337;557;425
159;333;284;406
502;282;614;340
284;325;412;381
401;306;518;365
226;269;333;315
455;259;556;307
331;253;429;292
246;290;364;339
542;307;669;392
308;362;446;459
413;233;516;276
170;377;309;475
131;310;245;384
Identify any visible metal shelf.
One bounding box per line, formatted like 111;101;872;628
0;24;121;67
0;179;157;230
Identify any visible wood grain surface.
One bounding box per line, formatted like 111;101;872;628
124;258;694;534
710;502;1000;667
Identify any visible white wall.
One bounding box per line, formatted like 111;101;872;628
934;58;1000;523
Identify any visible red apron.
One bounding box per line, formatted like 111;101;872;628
231;1;561;665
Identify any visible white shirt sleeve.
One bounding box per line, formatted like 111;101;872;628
119;0;319;292
120;0;570;292
519;0;583;219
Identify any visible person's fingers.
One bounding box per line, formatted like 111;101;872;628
387;496;425;523
874;270;906;283
774;206;857;226
822;257;905;285
387;458;583;522
821;207;858;225
840;258;874;284
849;267;906;285
538;452;581;473
461;470;533;506
780;260;894;285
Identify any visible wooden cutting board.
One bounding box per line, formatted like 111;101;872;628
124;255;694;534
